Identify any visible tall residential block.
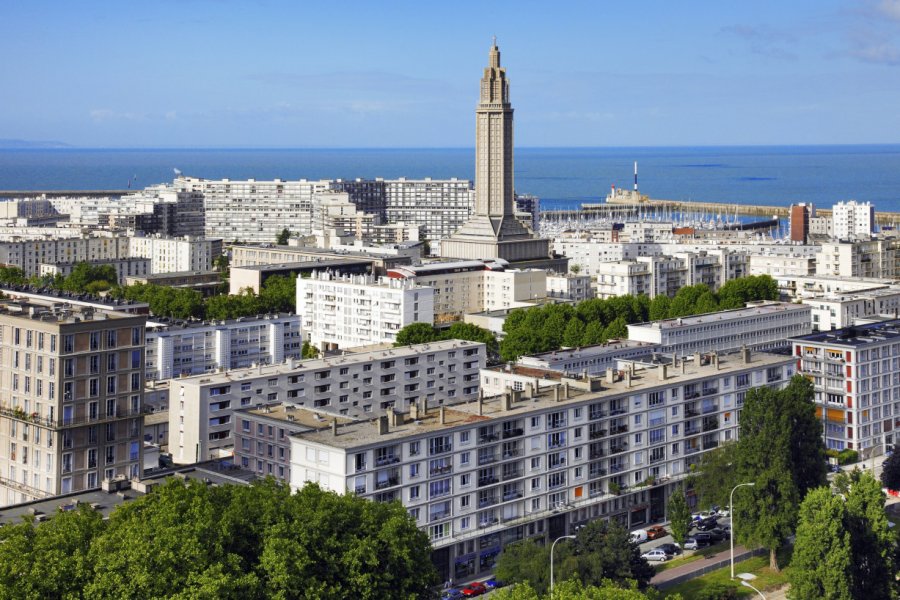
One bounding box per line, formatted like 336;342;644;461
0;301;146;506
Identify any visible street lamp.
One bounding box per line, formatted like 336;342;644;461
550;534;576;595
738;573;766;599
730;482;755;579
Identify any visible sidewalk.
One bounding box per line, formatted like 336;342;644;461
651;544;763;588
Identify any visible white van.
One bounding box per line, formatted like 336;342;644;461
629;529;648;544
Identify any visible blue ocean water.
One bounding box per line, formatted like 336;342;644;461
1;145;899;211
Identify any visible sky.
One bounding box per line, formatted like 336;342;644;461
1;0;900;148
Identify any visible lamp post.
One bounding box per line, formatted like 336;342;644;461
550;534;576;595
738;573;766;599
730;482;755;579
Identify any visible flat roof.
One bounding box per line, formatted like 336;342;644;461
232;259;374;273
0;461;256;525
803;287;900;302
790;318;900;347
173;339;484;388
629;302;807;331
237;402;360;428
483;364;563;380
525;340;654;360
146;312;297;331
294;350;792;449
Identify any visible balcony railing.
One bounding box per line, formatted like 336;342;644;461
684;425;702;436
589;429;607;440
479;433;499;443
589;449;605;459
685;446;701;455
478;454;498;466
702;387;719;397
0;475;51;499
478;496;499;508
609;408;627;416
701;404;719;414
375;477;399;490
684;408;700;418
502;428;524;439
375;456;400;466
0;404;146;429
502;490;523;501
478;476;499;487
429;465;453;477
430;510;452;522
501;449;521;460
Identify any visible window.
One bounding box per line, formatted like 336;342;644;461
429;478;451;498
107;329;117;348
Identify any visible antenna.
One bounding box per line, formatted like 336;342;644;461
633;161;638;192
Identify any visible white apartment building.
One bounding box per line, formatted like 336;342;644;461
775;274;897;301
833;200;875;240
382;178;474;241
145;313;304;381
482;269;547;311
816;239;900;279
792;320;900;454
627;302;812;357
802;288;900;331
546;274;594;302
128;234;222;274
290;350;795;581
748;253;816;278
0;234;130;277
594;251;747;299
516;341;662;377
297;273;435;351
171;340;485;464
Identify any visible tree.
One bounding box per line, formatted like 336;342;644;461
880;443;900;491
394;322;439;346
301;341;319;359
690;442;738;510
667;485;692;547
569;264;581;275
648;295;671;321
445;322;499;360
259;274;297;313
843;471;897;599
780;376;828;495
789;487;853;600
213;253;230;273
494;539;553;596
0;266;27;286
491;579;662;600
562;317;585;348
601;316;627;341
60;262;118;294
580;321;606;346
276;228;291;245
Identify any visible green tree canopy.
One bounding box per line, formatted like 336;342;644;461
276;228;291;245
394;322;439;346
0;478;436;600
667;484;692;547
880;443;900;491
491;579;664;600
60;262;118;294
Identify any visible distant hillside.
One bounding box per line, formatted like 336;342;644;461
0;138;71;149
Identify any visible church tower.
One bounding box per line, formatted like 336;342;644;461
441;41;563;270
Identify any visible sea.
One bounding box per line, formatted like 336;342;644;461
1;145;899;212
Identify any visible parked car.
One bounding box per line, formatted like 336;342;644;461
441;588;465;600
646;525;668;540
696;517;719;531
716;507;730;518
691;510;717;521
484;577;504;590
693;532;715;545
461;582;487;597
656;543;682;555
706;528;727;542
641;548;671;562
683;537;702;550
629;529;648;544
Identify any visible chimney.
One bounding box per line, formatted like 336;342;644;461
693;352;702;367
524;382;534;399
741;345;751;364
332;420;338;436
606;368;615;384
625;370;632;388
534;378;540;395
439;406;446;424
553;386;561;402
501;392;512;411
658;363;668;381
477;393;484;416
376;415;388;435
681;357;686;374
563;382;570;399
672;353;677;368
410;401;419;421
711;352;719;370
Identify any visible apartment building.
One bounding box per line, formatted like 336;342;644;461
791;320;900;455
833;200;875;240
170;340;484;464
144;313;304;381
290;350;795;581
546;274;594;302
382;178;474;241
229;244;412;275
627;302;812;357
802;288;900;331
0;301;146;507
748;253;816;278
39;258;151;284
594;251;747;299
297;273;435;351
233;402;315;481
128;234;222;274
515;341;661;377
0;234;130;277
817;239;900;279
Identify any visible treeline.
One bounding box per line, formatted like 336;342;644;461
108;274;296;321
499;275;778;362
394;321;499;360
0;263;119;295
0;479;436;600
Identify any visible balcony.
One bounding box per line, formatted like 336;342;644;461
610;464;625;473
589;449;605;459
375;477;399;490
684;407;700;418
588;468;607;480
685;446;701;455
478;453;498;466
502;428;524;439
701;404;719;414
589;429;608;440
701;387;719;397
478;476;499;487
478;496;499;508
610;408;627;416
501;469;521;481
589;410;608;421
354;485;366;495
501;449;521;460
479;433;499;443
684;425;702;436
549;459;567;470
702;419;719;433
430;510;452;522
685;391;701;400
502;490;523;502
612;425;629;434
703;440;719;450
429;465;453;477
375;456;400;467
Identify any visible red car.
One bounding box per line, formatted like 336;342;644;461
646;525;668;540
461;581;487;597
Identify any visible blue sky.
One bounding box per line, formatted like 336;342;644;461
2;0;900;147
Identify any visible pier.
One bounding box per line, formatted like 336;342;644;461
541;197;900;226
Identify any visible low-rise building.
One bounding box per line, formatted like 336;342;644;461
297;272;435;351
128;234;222;275
802;288;900;332
627;302;811;357
817;239;900;279
546;274;594;302
39;258;152;284
145;313;304;381
289;349;795;581
169;340;485;464
124;270;223;296
516;341;661;377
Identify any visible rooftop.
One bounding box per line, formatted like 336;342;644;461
0;285;150;311
630;302;807;331
790;318;900;347
172;339;485;388
0;299;142;323
146;312;297;331
524;340;654;361
232;258;374;273
293;349;792;449
237;402;360;429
